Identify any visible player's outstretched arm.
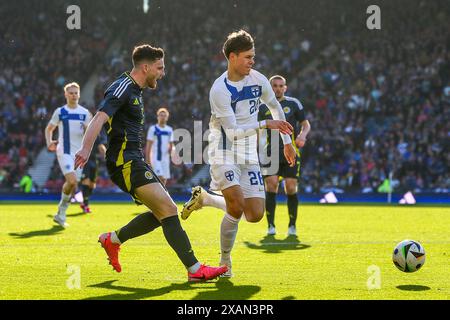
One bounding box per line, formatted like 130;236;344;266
263;119;293;135
218;116;293;142
45;108;61;152
44;123;58;152
98;143;107;158
210;85;291;139
283;144;297;167
295;119;311;148
264;97;293;145
75;111;109;169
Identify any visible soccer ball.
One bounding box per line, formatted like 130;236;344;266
392;240;425;273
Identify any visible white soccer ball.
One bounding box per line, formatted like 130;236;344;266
392;240;426;273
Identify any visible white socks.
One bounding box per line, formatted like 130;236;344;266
187;262;201;274
203;192;227;211
220;213;241;264
110;231;122;245
58;192;71;216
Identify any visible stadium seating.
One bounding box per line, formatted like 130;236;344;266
1;0;448;194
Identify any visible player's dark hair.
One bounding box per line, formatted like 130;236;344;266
269;75;287;84
222;30;254;59
132;44;164;66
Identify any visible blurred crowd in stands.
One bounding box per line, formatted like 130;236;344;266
0;0;448;194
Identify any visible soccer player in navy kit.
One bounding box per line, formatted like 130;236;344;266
79;129;107;213
258;75;311;236
75;44;227;281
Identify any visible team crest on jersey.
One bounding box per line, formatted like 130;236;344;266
283;106;291;114
145;171;153;180
251;86;260;97
225;170;234;182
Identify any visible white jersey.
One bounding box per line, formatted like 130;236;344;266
49;104;91;157
208;69;277;165
146;124;174;164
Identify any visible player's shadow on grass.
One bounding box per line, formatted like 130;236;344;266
396;285;431;291
66;211;90;217
193;278;260;300
83;280;193;300
243;235;311;253
9;225;64;239
84;278;260;300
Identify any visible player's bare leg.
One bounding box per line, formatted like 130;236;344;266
284;178;298;236
136;183;227;280
99;183;173;273
135;183;178;220
54;172;77;228
243;197;265;223
264;175;279;235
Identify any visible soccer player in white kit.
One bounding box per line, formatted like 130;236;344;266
45;82;92;227
181;30;297;276
145;107;174;186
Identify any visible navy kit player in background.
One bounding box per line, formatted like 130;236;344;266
145;107;174;186
74;44;227;281
45;82;92;228
258;75;311;236
79;128;107;213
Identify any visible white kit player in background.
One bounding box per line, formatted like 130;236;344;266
181;30;296;277
145;107;174;186
45;82;92;228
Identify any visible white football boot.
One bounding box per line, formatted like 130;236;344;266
219;258;233;278
53;214;69;228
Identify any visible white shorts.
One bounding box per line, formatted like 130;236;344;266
151;160;171;179
57;153;83;180
210;164;265;199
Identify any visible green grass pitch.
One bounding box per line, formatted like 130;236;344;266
0;202;449;300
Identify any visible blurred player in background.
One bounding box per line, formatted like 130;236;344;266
181;30;296;277
145;107;174;186
75;44;227;281
45;82;92;227
258;75;311;236
79;128;107;213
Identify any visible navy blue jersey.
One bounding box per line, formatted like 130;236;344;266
98;72;145;165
